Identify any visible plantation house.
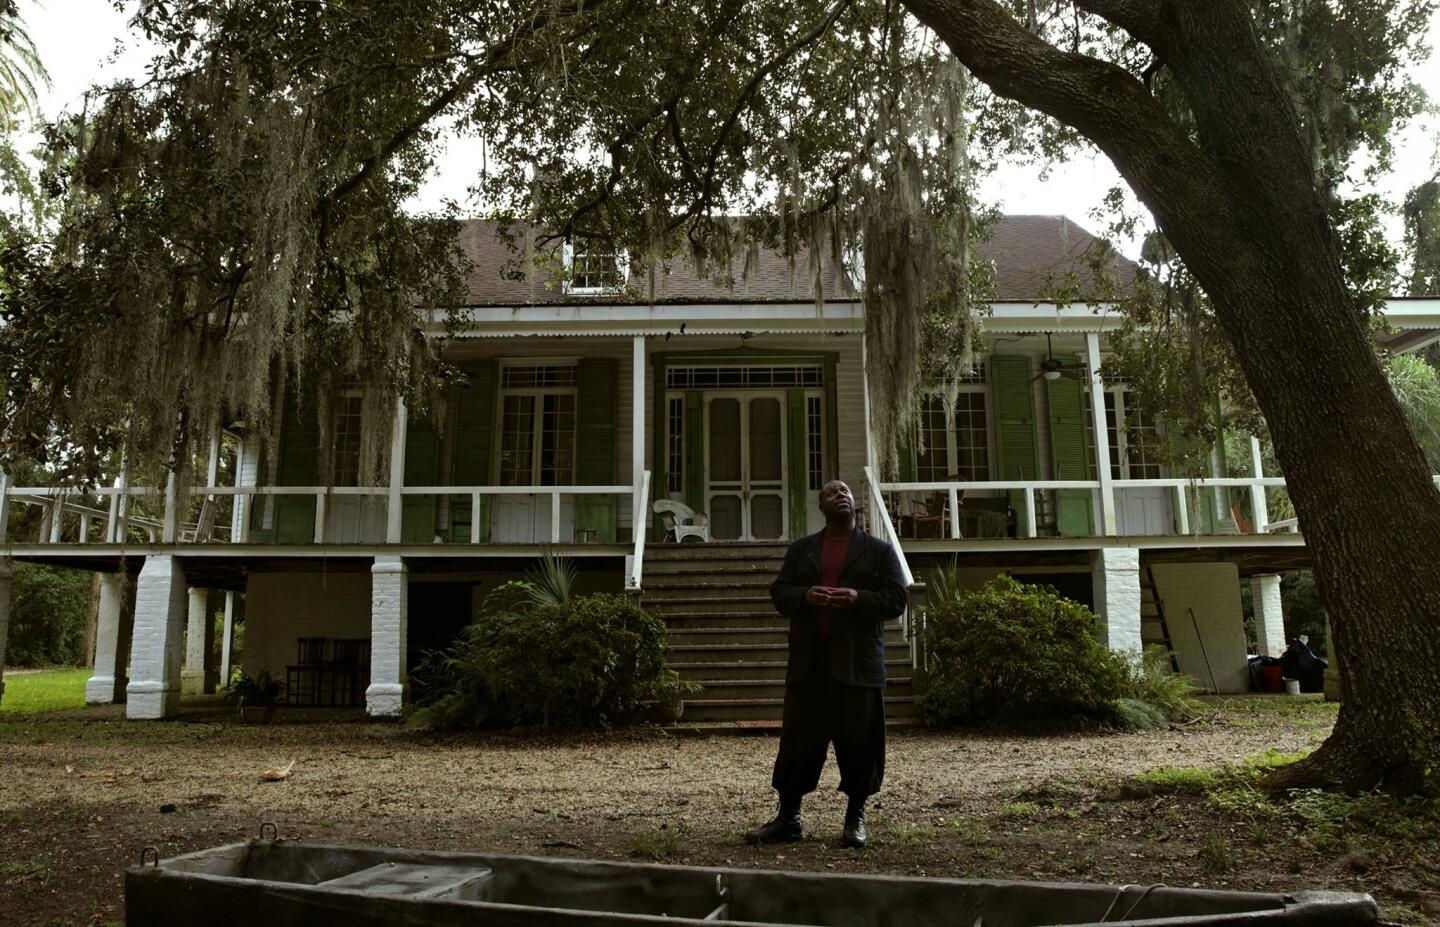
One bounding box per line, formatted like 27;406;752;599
2;215;1438;720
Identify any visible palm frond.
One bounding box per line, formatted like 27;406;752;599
1387;354;1440;467
525;547;577;607
0;10;48;123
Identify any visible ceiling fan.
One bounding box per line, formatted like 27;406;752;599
1032;333;1087;382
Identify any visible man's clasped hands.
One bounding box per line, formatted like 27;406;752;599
804;586;860;609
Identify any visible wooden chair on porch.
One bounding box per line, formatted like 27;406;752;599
912;493;951;538
653;500;711;543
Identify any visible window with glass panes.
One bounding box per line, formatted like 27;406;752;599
952;390;990;480
498;365;578;486
806;396;824;490
915;384;990;482
667;397;684;493
569;242;624;291
916;397;950;481
332;395;363;486
1083;386;1164;480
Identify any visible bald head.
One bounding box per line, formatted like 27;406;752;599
819;480;856;529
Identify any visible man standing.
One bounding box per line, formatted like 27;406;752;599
744;479;909;849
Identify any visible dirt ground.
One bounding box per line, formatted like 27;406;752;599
1;696;1436;926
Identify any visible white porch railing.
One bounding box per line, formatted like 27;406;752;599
862;466;916;584
9;472;1440;547
864;466;924;673
879;476;1295;538
0;482;637;547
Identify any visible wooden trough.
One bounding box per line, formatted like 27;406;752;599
126;837;1378;926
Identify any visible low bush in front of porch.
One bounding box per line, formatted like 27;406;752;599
918;574;1198;730
411;580;678;730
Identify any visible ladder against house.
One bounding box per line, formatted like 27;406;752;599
1141;566;1181;673
641;543;915;723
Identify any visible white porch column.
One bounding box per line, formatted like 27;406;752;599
234;434;262;542
366;555;408;717
1211;445;1234;532
161;470;180;544
861;333;878;474
386;399;408;544
0;558;11;707
219;591;238;685
1084;334;1117;536
1090;547;1142;652
1248;436;1270;533
0;469;9;546
632;335;646;531
181;587;210;696
126;555;189;719
85;573;128;704
1250;574;1286;657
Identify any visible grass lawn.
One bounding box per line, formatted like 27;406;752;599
0;668;89;715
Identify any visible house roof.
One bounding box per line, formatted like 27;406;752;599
981;214;1137;302
454;214;1137;307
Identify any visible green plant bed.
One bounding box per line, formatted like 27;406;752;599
918;574;1199;730
222;670;284;723
414;568;680;730
0;668;89;715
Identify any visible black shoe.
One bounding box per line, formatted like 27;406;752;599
840;813;867;849
744;812;803;845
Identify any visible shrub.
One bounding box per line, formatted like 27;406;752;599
1114;697;1168;730
919;575;1131;728
1118;646;1202;720
414;586;672;729
223;670;284;708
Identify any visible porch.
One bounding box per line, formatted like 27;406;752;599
0;316;1360;721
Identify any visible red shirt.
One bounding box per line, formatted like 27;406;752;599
816;532;852;639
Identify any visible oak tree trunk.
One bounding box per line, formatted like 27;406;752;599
904;0;1440;791
79;572;101;669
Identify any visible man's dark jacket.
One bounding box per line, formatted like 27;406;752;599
770;527;909;688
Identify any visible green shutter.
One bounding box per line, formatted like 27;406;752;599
401;418;438;544
683;391;705;512
1048;358;1094;536
274;389;318;544
575;358;617;542
823;353;839;481
448;361;497;542
991;355;1039;525
786;390;808;540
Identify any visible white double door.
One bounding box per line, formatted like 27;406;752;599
705;393;788;541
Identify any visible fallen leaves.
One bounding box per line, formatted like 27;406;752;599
259;760;296;783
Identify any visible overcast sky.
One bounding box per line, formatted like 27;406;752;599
19;0;1440;253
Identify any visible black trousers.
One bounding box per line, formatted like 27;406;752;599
770;647;886;799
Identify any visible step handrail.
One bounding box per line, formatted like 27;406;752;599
863;465;915;587
628;470;652;591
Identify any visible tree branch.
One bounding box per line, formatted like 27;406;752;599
1072;0;1163;48
672;0;858;230
900;0;1247;285
319;0;612;214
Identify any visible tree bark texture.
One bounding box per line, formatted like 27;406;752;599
80;572;101;669
904;0;1440;791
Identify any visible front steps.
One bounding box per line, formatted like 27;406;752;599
642;543;916;723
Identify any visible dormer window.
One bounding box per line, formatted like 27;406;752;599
564;239;628;294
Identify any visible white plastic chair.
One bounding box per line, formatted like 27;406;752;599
652;499;711;543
